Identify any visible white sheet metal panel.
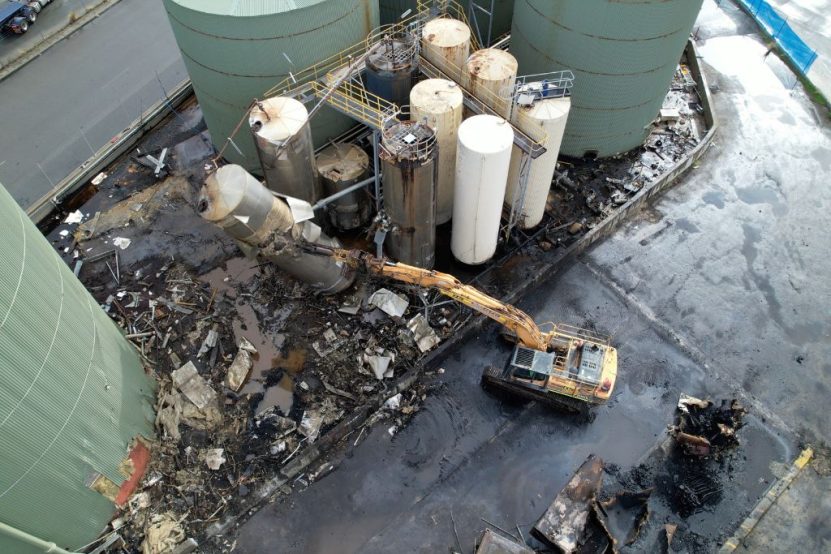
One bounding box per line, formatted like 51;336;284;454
410;79;464;225
451;115;514;264
506;97;571;229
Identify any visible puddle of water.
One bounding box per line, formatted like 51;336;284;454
199;258;306;415
254;374;295;415
200;257;260;300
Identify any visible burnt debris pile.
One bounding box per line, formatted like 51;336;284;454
672;394;747;458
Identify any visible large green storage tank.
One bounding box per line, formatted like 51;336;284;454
0;183;155;553
511;0;704;158
163;0;380;172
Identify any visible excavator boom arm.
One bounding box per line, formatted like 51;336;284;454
333;249;551;351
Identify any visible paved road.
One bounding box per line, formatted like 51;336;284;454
0;0;185;209
232;1;830;552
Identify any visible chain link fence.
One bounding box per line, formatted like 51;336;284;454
732;0;819;75
1;60;186;209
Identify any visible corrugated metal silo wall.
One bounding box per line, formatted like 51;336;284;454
379;0;417;25
163;0;380;172
0;183;155;553
470;0;514;44
511;0;704;158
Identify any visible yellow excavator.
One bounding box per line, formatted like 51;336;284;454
315;247;618;413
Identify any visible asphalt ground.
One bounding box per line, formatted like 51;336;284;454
0;0;185;209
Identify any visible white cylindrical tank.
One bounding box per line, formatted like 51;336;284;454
421;18;471;79
198;165;354;295
461;48;518;118
250;97;322;204
506;97;571;229
452;115;514;265
410;79;464;225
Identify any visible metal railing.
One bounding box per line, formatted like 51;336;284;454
513;70;574;103
379;116;437;161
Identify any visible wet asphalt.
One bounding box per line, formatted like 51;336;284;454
233;2;829;552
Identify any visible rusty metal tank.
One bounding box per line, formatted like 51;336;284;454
461;48;518;118
249;97;322;204
316;143;372;231
410;78;464;225
198;165;354;295
365;30;420;110
380;120;438;268
420;17;471;79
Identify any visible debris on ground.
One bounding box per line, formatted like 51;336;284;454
140;513;184;554
407;313;440;352
595;488;653;548
224;337;257;391
204;448;226;470
368;288;409;318
531;393;747;554
671;394;746;457
533;454;605;553
171;361;217;410
476;528;534;554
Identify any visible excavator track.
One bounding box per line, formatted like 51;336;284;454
481;365;592;416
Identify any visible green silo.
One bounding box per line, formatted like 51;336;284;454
379;0;417;25
511;0;704;158
163;0;380;172
469;0;514;44
0;183;155;553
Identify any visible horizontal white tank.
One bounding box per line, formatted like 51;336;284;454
506;97;571;229
452;114;514;265
461;48;518;118
410;78;464;225
421;17;471;79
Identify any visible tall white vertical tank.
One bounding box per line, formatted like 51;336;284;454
452;115;514;265
461;48;518;118
506;97;571;229
421;18;471;79
249;97;322;204
410;79;464;225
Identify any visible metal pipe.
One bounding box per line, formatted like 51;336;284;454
313;175;378;210
372;131;382;212
0;521;78;554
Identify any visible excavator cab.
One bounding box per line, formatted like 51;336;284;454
483;327;617;414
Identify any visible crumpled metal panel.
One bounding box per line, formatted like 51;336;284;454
0;183;155;552
511;0;705;157
163;0;380;171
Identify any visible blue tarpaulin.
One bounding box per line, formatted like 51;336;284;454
735;0;818;75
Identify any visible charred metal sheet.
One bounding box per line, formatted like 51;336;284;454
532;454;604;553
475;528;534;554
597;488;653;547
